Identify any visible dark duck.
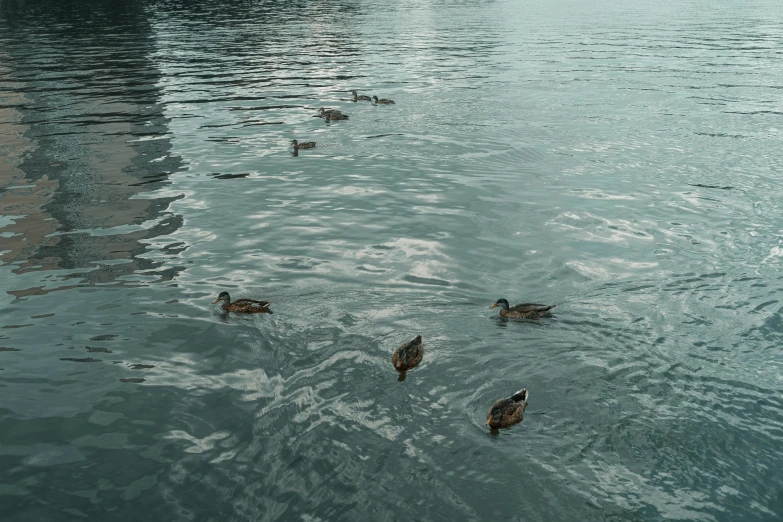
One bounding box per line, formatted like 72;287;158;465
291;139;315;155
486;389;529;430
372;95;395;105
291;139;315;150
319;107;348;120
213;292;272;314
490;299;555;319
350;90;371;102
392;335;423;375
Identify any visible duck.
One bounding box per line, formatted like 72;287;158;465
213;291;272;314
291;139;316;153
372;95;395;105
319;107;348;120
392;335;423;372
486;389;528;429
350;90;372;102
489;298;555;319
324;113;350;124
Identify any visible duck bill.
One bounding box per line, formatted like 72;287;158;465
212;298;221;304
489;303;498;309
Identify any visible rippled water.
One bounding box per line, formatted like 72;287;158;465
1;0;782;520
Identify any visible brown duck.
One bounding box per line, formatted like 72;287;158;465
319;108;348;120
490;299;555;319
392;335;423;372
291;139;316;150
291;140;315;156
486;389;529;429
350;90;371;102
372;95;395;105
213;291;272;314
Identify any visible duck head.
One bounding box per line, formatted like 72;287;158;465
213;291;230;305
511;389;528;403
372;96;378;103
489;298;510;311
291;139;298;147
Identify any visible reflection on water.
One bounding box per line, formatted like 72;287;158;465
2;0;783;520
0;0;184;296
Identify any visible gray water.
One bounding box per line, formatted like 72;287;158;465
1;0;782;520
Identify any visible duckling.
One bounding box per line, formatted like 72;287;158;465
319;107;348;120
372;95;395;105
213;291;272;314
486;389;528;429
291;139;316;151
490;299;555;319
350;90;372;102
392;335;423;372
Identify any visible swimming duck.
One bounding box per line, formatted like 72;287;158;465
486;389;528;429
319;108;348;120
392;335;423;372
213;291;272;314
350;90;372;102
372;96;395;105
291;139;316;151
324;113;349;124
490;299;555;319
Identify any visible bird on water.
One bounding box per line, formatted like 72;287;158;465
489;299;555;319
486;389;529;430
213;292;272;314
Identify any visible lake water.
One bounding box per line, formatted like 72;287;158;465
1;0;782;520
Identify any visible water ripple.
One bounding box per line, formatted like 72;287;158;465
1;0;782;520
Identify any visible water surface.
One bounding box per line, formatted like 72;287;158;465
1;0;782;520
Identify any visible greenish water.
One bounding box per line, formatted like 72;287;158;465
1;0;782;520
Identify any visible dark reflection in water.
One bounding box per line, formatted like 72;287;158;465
0;0;184;295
